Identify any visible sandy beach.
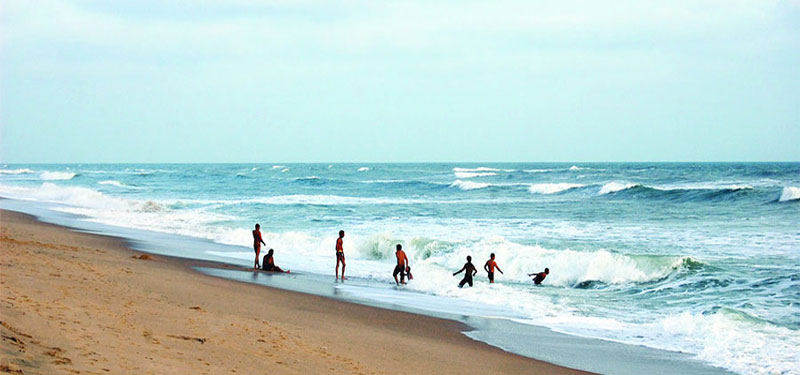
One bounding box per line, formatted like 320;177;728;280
0;209;587;375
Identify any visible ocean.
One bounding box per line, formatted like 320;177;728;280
1;162;798;374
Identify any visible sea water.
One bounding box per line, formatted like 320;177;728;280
1;162;798;374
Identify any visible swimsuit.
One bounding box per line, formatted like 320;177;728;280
486;260;497;282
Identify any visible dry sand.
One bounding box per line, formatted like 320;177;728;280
0;209;589;375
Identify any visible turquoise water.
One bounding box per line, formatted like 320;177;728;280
2;162;798;374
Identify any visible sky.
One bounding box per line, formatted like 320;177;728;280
1;0;799;163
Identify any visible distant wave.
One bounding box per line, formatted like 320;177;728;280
363;179;406;184
779;186;800;202
453;167;510;172
295;176;321;181
454;171;497;178
40;171;77;181
522;169;555;173
280;168;290;173
598;182;640;195
98;180;140;189
597;181;758;202
529;183;585;195
450;180;490;190
271;165;285;169
0;168;34;175
357;167;370;172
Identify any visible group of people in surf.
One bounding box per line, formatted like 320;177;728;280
253;225;550;286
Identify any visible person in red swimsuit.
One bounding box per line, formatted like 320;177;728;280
484;253;504;283
252;223;266;269
393;244;409;285
335;230;346;280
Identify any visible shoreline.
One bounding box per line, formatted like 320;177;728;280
1;208;589;374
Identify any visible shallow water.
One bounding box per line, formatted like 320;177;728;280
1;162;798;374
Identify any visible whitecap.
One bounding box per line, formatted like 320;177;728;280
0;168;34;175
40;171;77;180
598;182;638;195
98;180;128;188
528;183;584;195
358;167;370;172
450;180;490;190
454;171;497;178
779;186;800;202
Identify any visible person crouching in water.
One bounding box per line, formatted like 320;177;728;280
393;244;409;285
453;255;478;288
261;249;289;273
528;268;549;285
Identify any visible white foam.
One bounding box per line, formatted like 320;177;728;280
280;168;290;173
569;165;584;171
657;311;800;375
598;181;638;195
453;167;500;172
0;168;34;175
450;180;490;190
357;167;370;172
98;180;138;189
453;167;514;173
779;186;800;202
528;183;584;194
454;171;497;178
653;183;753;191
271;165;285;169
40;171;77;180
522;169;554;173
0;182;127;209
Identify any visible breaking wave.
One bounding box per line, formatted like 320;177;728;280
40;171;78;180
0;168;35;175
779;186;800;202
529;183;585;195
450;180;491;190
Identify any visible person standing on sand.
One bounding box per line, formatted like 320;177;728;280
393;244;409;285
484;253;504;283
529;268;549;285
336;230;346;280
252;223;266;269
453;255;478;288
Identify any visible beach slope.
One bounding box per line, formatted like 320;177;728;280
0;210;587;375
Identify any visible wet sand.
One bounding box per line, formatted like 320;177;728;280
0;209;589;375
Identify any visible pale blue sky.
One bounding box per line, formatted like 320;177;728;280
1;0;799;163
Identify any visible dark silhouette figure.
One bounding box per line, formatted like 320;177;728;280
252;223;266;269
261;249;289;273
454;256;478;288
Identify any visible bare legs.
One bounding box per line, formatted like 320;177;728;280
336;254;346;280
